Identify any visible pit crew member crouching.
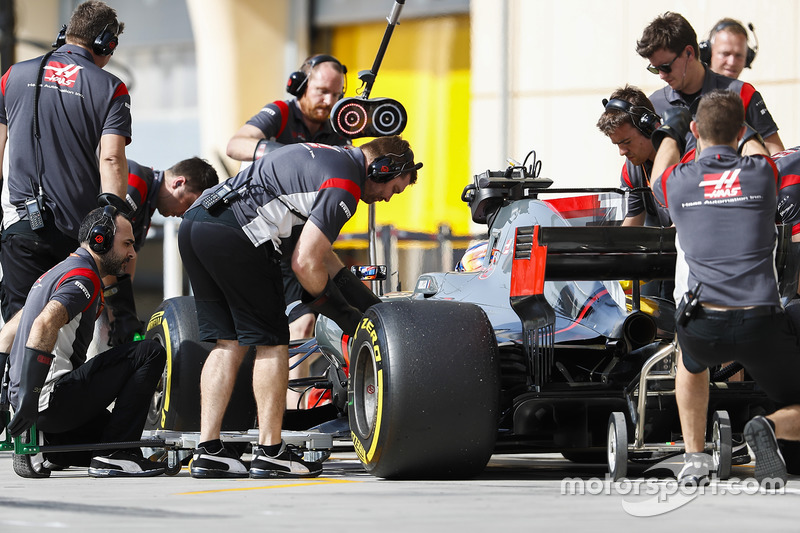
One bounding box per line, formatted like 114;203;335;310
5;207;167;477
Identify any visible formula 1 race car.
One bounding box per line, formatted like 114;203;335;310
141;154;795;480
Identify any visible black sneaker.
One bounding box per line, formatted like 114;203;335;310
88;450;166;478
249;441;322;478
190;445;248;479
744;416;787;487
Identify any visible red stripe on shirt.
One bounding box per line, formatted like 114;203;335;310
753;154;780;192
740;83;756;111
128;172;148;206
112;82;129;99
780;174;800;189
274;100;290;138
320;178;361;203
1;67;10;96
621;163;633;188
660;164;679;208
55;265;102;314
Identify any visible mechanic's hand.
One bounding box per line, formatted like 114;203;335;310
108;314;145;346
303;280;363;335
333;267;381;313
7;347;53;438
254;139;284;160
651;106;692;154
103;274;145;346
97;192;133;216
738;122;765;155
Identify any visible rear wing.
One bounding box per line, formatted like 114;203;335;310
509;225;677;390
513;225;677;284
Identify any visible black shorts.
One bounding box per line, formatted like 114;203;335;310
281;259;315;323
178;207;288;346
678;306;800;407
0;219;78;321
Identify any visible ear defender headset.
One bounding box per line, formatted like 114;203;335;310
92;22;119;56
53;24;67;49
367;151;424;183
602;98;660;139
699;21;758;69
286;54;348;98
88;206;117;254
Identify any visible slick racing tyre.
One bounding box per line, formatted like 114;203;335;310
144;296;256;431
349;300;500;479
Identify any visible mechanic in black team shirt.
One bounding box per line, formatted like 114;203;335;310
650;90;800;487
6;207;166;478
226;55;351;407
636;11;784;155
596;85;675;302
596;85;669;228
179;135;421;479
0;1;132;323
773;147;800;241
100;158;218;346
226;54;350;160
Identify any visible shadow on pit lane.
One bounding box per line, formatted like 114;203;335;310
477;453;756;482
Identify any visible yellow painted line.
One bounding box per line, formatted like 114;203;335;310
174;477;360;495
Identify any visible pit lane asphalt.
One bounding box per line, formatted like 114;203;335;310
1;451;798;532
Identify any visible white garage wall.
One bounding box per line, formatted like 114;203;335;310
471;0;800;188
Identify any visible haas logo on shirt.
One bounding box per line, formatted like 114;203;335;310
44;61;83;87
699;169;742;199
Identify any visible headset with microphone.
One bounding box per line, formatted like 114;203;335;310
367;151;423;183
699;20;758;69
52;21;119;56
286;54;348;98
602;98;660;139
88;206;117;254
93;22;120;56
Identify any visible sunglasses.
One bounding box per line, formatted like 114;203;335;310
646;54;680;75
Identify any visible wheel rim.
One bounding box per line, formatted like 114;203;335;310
712;420;721;467
353;343;378;438
608;422;617;472
146;332;167;428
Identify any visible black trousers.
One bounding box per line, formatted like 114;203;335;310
36;340;166;465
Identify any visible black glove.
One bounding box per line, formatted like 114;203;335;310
7;347;53;437
254;139;284;160
303;279;363;334
333;267;381;313
103;274;145;346
97;192;132;216
651;106;692;154
738;122;765;154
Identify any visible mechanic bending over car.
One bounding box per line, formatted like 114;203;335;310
3;207;167;477
178;135;421;479
0;1;133;324
636;11;784;156
597;85;670;229
649;89;800;487
700;18;755;81
225;54;351;409
596;85;674;303
99;157;219;347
